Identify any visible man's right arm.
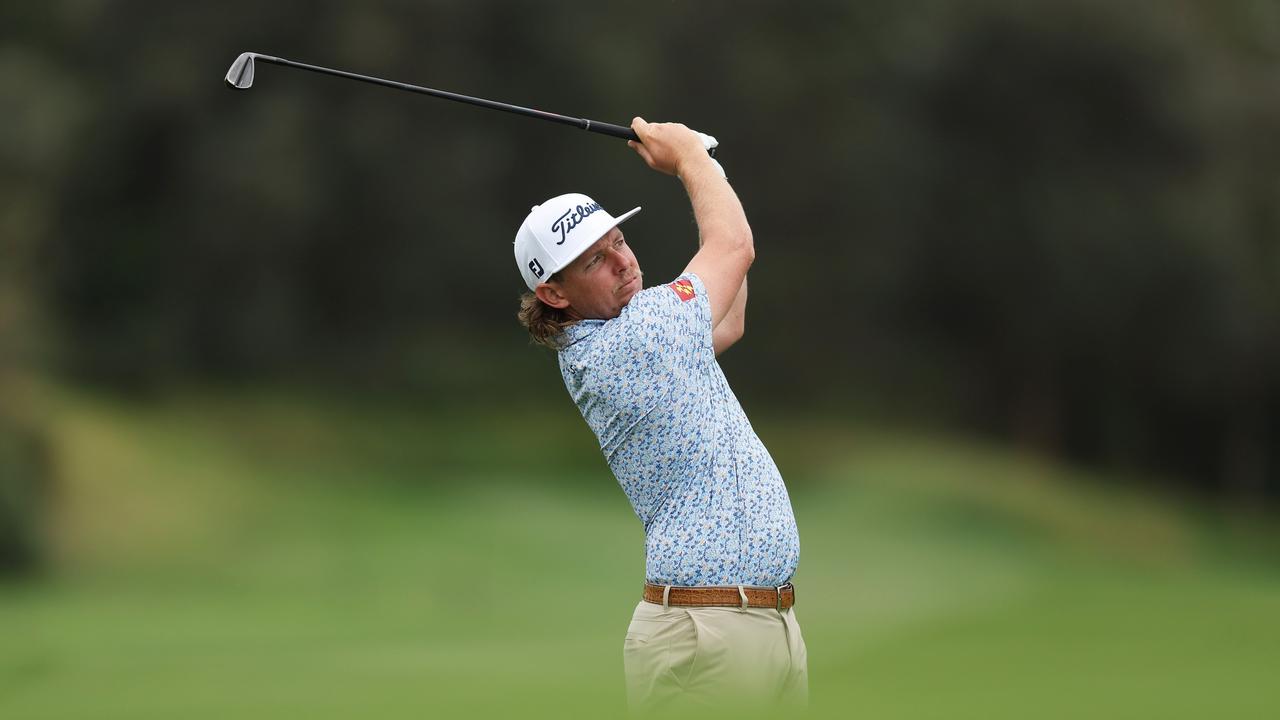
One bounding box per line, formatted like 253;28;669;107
627;118;754;330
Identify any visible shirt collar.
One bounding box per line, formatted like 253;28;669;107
559;318;606;348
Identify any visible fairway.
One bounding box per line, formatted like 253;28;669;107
2;390;1277;718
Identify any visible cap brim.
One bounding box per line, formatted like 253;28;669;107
613;206;642;226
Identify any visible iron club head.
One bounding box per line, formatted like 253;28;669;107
225;52;256;89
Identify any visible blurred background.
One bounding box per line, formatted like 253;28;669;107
2;0;1278;717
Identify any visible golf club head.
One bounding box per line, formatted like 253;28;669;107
225;52;255;89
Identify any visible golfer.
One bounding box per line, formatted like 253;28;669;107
513;118;806;711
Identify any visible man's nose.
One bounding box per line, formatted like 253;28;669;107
608;249;629;271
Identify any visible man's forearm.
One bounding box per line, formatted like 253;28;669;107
713;278;749;355
680;155;753;255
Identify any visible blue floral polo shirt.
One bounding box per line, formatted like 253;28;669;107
557;272;800;587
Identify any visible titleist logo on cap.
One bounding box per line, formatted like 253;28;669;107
551;202;602;245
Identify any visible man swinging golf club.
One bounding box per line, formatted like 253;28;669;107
514;118;807;712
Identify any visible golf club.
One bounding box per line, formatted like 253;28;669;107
224;52;717;157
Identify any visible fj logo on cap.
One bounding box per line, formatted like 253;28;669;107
528;258;545;279
551;202;602;245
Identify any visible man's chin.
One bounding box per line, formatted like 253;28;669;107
618;285;641;307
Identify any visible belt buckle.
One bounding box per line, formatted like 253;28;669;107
775;582;792;612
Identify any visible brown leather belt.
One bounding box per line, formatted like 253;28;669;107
643;582;795;611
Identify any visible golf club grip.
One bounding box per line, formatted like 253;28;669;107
587;121;718;157
586;121;640;142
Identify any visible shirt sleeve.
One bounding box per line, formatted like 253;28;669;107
615;272;713;354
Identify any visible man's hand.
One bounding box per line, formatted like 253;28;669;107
627;117;718;179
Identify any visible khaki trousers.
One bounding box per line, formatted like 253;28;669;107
622;598;808;714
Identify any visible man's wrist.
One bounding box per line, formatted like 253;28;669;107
676;153;720;184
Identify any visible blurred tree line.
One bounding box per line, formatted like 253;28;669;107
1;0;1277;558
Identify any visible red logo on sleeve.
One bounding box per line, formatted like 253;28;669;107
668;279;696;302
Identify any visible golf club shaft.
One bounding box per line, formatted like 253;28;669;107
251;54;640;142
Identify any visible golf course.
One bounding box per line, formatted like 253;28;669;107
2;386;1276;718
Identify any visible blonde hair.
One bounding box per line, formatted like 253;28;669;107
516;276;578;349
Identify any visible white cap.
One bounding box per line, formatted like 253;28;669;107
514;193;641;291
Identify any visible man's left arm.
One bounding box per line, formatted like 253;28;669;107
712;277;748;355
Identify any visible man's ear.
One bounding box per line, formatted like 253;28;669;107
534;281;571;309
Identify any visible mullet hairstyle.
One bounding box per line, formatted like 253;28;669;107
516;275;577;350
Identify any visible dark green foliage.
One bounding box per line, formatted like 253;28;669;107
4;0;1277;493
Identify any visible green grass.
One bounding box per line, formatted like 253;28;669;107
1;388;1278;718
